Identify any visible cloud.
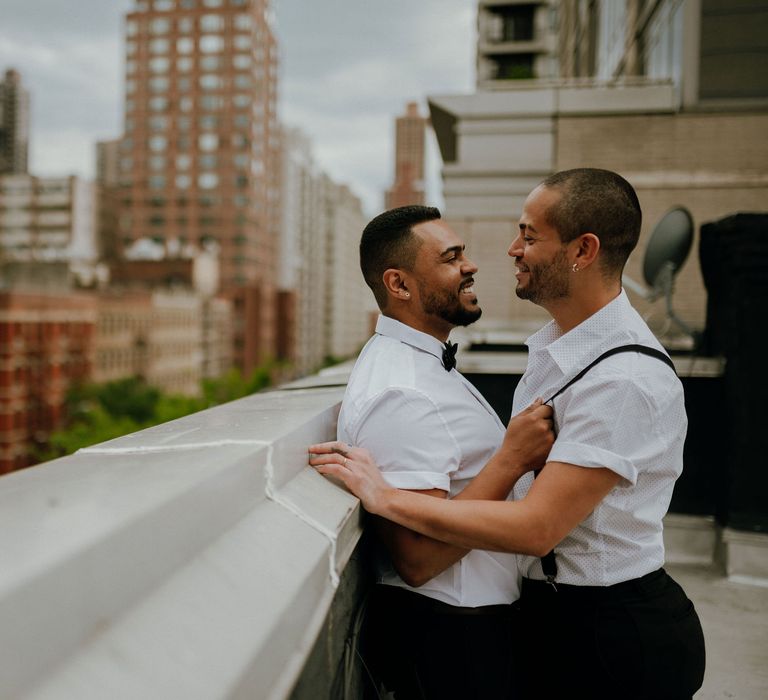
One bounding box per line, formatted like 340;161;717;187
1;0;476;212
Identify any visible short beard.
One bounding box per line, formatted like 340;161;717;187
515;246;570;305
418;282;482;327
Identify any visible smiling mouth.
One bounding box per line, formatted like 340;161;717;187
460;279;475;295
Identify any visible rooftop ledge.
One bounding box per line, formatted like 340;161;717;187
0;382;359;700
0;349;735;698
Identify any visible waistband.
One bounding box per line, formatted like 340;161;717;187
521;568;668;601
373;584;515;617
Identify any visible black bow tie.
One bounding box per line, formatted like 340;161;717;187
442;341;458;372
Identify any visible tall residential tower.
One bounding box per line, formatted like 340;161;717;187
0;68;30;175
384;102;427;210
118;0;279;373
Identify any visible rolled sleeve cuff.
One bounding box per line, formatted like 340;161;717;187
549;441;638;486
382;470;451;492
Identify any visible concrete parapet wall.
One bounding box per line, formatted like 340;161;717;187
0;383;363;699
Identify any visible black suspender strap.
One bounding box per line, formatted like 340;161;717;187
544;344;677;405
535;344;677;589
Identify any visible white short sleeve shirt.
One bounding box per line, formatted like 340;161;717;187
339;315;520;607
512;291;687;586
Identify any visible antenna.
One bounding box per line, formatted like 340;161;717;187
623;207;699;344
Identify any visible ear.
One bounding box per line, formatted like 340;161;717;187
382;268;411;301
572;233;600;269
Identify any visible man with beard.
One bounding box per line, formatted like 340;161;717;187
312;173;706;699
334;205;553;699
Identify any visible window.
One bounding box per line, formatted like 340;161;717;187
234;14;251;30
149;175;166;189
150;18;171;34
233;153;248;168
126;20;138;37
179;97;193;112
149;96;169;111
149;155;166;171
126;60;137;75
199;95;224;110
199;74;221;90
233;35;251;50
180;0;196;8
201;14;225;31
150;38;169;54
154;0;173;10
232;94;250;108
149;115;168;131
149;57;170;73
199;133;219;150
234;74;251;89
149;76;169;92
177;115;191;130
178;16;194;33
175;174;191;189
231;133;249;149
200;55;221;70
233;114;249;128
233;54;251;69
198;115;219;129
126;41;137;55
203;0;223;6
126;79;136;94
177;37;194;54
176;154;191;170
120;157;133;172
177;76;192;92
149;135;167;152
200;35;224;53
198;173;219;189
177;57;193;72
197;154;217;171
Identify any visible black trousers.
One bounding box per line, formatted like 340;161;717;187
517;568;706;700
364;584;521;700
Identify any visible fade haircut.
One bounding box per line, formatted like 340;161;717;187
360;205;441;309
541;168;642;276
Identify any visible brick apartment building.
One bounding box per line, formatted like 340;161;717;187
0;291;95;473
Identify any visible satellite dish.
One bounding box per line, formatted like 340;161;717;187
623;206;698;344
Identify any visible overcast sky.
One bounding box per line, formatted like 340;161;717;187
0;0;476;215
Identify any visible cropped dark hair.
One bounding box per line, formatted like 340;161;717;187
541;168;642;275
360;205;441;309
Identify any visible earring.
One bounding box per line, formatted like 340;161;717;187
572;263;580;272
404;291;410;298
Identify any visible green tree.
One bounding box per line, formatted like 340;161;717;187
37;362;281;463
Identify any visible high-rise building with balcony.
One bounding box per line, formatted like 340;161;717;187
384;102;427;209
0;174;98;280
430;0;768;331
118;0;280;374
476;1;558;86
0;68;29;175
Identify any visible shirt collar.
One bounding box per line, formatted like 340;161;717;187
526;290;635;375
375;314;448;363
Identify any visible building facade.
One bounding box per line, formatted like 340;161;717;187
118;0;280;373
94;289;203;397
476;0;558;85
278;127;372;376
429;0;768;336
384;102;427;209
0;174;98;283
0;68;29;175
0;291;95;473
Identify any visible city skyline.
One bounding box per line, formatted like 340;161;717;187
0;0;475;215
